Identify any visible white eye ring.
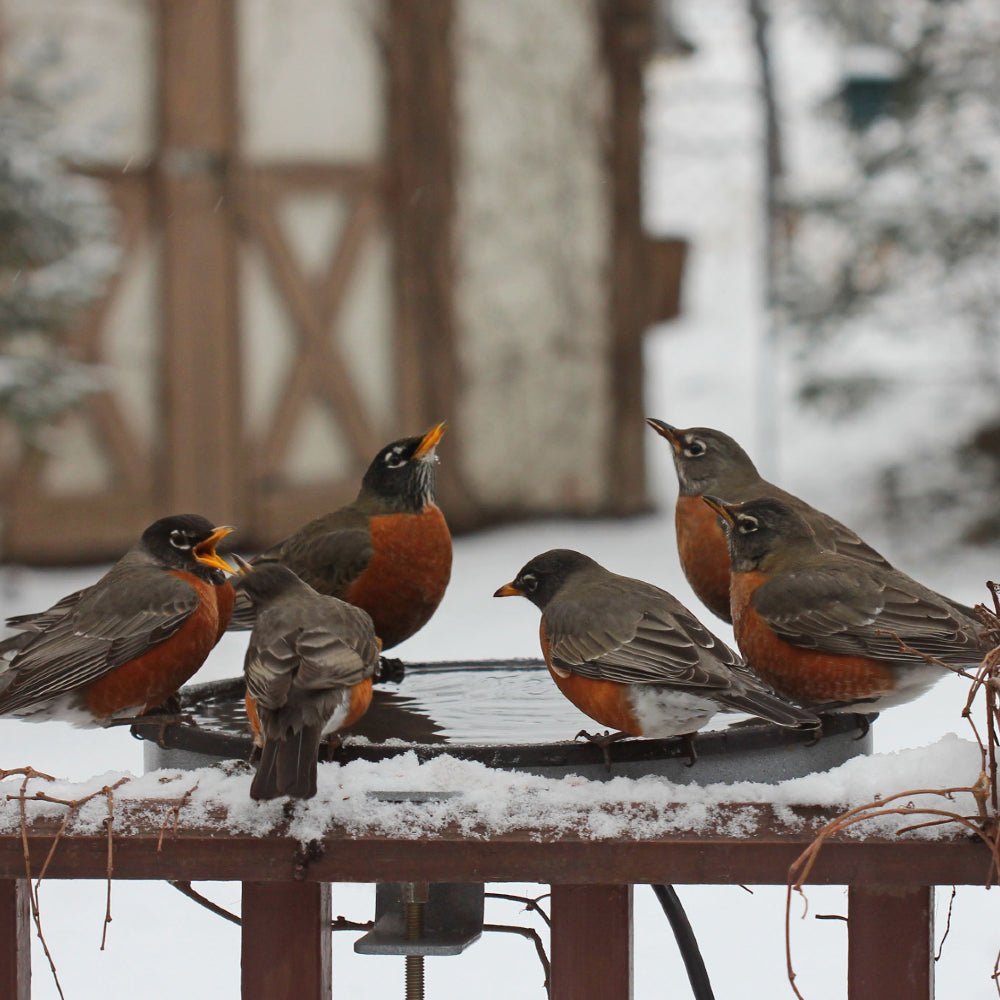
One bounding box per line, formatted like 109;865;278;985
684;439;706;457
736;516;759;535
519;573;538;593
169;530;192;550
383;447;407;469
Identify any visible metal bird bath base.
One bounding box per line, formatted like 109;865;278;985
134;659;873;782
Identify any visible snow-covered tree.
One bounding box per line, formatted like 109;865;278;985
776;0;1000;542
0;53;117;441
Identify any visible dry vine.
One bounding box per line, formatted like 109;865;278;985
784;586;1000;998
157;779;200;851
2;768;131;997
0;766;208;996
167;881;554;995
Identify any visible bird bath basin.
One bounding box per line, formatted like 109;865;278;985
134;659;873;783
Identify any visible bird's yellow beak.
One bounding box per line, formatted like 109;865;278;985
413;422;447;460
193;525;236;574
702;495;736;527
493;581;523;598
645;417;682;453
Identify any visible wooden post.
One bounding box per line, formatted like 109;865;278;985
241;881;332;1000
848;884;934;1000
550;884;632;1000
0;880;30;1000
600;0;655;517
386;0;479;529
157;0;243;523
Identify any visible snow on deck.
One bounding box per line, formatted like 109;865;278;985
0;732;983;845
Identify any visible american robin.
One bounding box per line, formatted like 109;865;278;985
646;419;890;623
229;423;451;651
235;561;380;800
703;495;991;711
0;514;235;726
494;549;818;761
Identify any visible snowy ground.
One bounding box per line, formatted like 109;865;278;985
4;1;1000;997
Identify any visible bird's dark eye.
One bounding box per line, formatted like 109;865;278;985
519;573;538;593
684;438;707;458
169;530;192;550
383;448;407;470
736;515;759;535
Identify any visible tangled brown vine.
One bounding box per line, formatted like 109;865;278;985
784;586;1000;998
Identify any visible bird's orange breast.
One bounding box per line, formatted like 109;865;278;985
540;623;641;735
214;580;236;642
345;503;451;650
85;571;221;721
342;677;374;730
245;691;263;747
730;570;895;705
675;495;733;622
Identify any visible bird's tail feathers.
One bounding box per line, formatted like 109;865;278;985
718;688;819;729
250;724;324;800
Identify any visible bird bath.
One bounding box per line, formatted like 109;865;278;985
134;659;872;783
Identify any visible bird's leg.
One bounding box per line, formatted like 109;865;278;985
681;733;698;767
151;693;183;716
575;729;631;771
319;732;344;763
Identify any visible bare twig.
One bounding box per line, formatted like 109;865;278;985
1;767;134;991
331;915;374;932
167;879;377;935
169;881;242;926
157;782;199;851
785;601;1000;999
2;767;65;999
484;922;551;998
485;890;552;926
936;886;957;961
100;779;129;950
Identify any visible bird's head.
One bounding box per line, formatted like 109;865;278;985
646;419;759;496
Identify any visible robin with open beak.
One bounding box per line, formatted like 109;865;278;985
0;514;235;726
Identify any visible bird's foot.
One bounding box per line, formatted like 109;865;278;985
803;720;825;747
680;732;698;767
123;703;193;744
216;758;255;777
375;656;406;684
852;712;877;741
575;729;631;771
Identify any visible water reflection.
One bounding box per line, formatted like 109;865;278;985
181;661;591;747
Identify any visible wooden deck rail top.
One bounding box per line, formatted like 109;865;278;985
0;794;990;999
0;798;991;886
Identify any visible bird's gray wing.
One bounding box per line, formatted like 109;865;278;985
544;580;737;690
752;567;988;665
0;565;199;713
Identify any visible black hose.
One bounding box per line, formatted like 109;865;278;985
651;884;716;1000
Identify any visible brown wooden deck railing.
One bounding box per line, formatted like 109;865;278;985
0;800;989;999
